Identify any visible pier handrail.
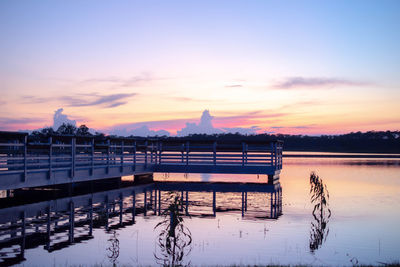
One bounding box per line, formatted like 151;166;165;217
0;132;283;190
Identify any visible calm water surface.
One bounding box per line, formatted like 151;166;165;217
1;156;400;266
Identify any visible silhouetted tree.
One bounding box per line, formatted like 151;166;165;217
76;124;91;136
40;127;56;136
56;123;77;135
95;131;106;138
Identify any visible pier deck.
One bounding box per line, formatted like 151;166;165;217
0;131;283;190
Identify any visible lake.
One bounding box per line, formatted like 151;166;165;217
1;155;400;266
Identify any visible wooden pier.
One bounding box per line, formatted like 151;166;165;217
0;131;283;191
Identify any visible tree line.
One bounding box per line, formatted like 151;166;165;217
29;124;400;153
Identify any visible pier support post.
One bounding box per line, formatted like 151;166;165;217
241;191;245;217
46;206;51;250
181;191;184;211
105;196;109;231
245;192;248;211
270;193;273;218
89;197;93;235
185;191;189;216
134;174;154;184
69;201;75;243
144;190;147;216
212;190;216;217
68;183;74;196
21;211;26;257
154;189;157;214
158;190;161;215
119;194;123;226
132;192;136;223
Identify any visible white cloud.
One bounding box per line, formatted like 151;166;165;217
41;108;260;137
177;110;224;136
53;108;76;129
177;110;260;136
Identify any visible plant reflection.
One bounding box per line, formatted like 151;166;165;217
107;230;120;267
309;172;331;253
154;192;192;267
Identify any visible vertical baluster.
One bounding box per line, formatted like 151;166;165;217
246;144;248;164
71;137;76;179
213;141;217;166
150;190;153;208
186;141;189;166
48;136;52;180
242;142;245;166
23;135;27;182
159;141;162;164
91;138;95;176
154;142;157;164
133;141;136;170
150;142;153;163
181;144;185;163
270;142;274;166
145;140;148;166
106;139;110;174
121;140;124;173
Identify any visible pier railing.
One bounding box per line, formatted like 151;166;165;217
0;131;283;189
154;140;283;166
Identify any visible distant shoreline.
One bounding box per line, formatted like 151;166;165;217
283;151;400;158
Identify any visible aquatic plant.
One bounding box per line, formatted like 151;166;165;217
154;192;192;267
309;171;331;253
106;230;120;267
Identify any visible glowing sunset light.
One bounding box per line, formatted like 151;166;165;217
0;0;399;136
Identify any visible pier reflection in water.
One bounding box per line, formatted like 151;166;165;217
0;181;282;266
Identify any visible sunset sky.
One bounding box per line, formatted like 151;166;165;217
0;0;399;136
